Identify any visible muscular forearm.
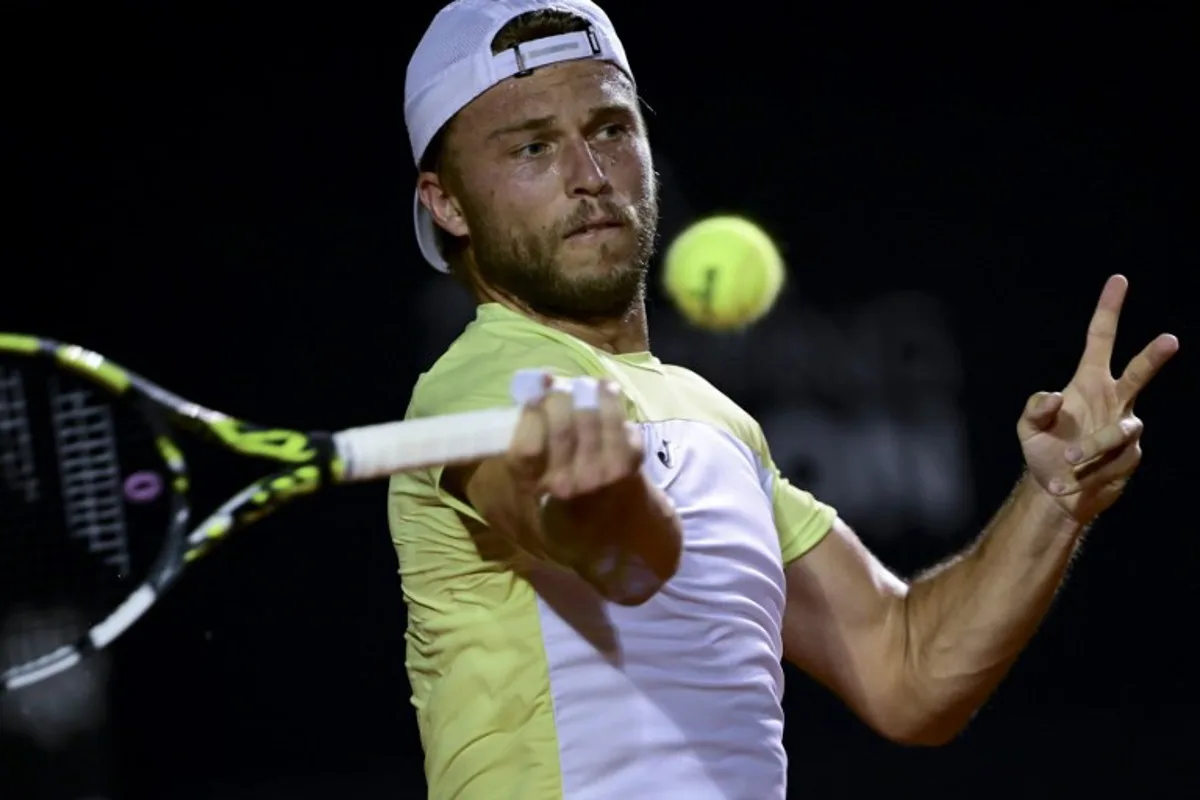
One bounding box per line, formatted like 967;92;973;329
900;473;1083;743
453;459;682;605
543;473;682;605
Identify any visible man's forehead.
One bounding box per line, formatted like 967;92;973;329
467;60;636;125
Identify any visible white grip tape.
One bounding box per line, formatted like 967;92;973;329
570;377;600;410
331;370;609;483
333;406;522;482
510;369;601;410
510;368;550;406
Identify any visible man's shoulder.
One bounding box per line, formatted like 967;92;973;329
407;310;607;419
658;362;751;418
658;362;724;396
655;362;769;455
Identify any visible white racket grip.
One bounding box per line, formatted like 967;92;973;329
332;369;554;482
333;406;522;482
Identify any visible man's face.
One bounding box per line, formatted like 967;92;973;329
437;59;658;321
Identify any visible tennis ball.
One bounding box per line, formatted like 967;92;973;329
662;215;785;331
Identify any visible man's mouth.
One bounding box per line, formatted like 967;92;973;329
566;219;624;238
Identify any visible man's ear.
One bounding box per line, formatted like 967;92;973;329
417;172;469;238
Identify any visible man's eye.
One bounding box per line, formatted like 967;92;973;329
517;142;549;158
596;124;627;140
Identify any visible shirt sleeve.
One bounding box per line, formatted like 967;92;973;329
771;465;837;564
740;416;837;565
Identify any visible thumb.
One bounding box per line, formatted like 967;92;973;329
1017;391;1063;439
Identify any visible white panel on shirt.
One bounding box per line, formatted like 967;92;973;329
529;419;789;800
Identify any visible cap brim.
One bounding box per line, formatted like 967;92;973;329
413;189;450;273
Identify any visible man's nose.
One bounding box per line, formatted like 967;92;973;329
563;139;611;198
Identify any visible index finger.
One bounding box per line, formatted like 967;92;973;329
1078;274;1128;371
1117;333;1180;406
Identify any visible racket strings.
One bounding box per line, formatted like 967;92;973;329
0;365;41;505
48;376;133;576
0;357;170;677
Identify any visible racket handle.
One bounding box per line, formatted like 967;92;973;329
333;370;556;482
333;406;522;482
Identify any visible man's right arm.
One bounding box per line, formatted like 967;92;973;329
443;376;682;605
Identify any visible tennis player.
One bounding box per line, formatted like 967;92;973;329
390;2;1178;797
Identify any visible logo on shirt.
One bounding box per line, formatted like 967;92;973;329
657;440;672;468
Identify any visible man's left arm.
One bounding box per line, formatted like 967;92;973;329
777;275;1178;746
781;476;1078;746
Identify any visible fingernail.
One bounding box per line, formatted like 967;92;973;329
1065;445;1083;464
1048;478;1066;495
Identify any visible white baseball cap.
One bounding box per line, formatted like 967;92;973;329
405;0;635;272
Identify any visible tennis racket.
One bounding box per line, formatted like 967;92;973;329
0;333;543;693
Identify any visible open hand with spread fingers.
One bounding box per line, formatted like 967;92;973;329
1017;275;1179;524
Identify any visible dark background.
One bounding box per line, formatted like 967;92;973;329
2;2;1195;798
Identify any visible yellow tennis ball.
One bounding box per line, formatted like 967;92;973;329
662;215;785;331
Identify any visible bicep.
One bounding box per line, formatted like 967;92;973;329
782;517;910;733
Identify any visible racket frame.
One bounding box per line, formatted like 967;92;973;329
0;333;524;692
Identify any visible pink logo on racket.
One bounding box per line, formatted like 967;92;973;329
124;471;163;503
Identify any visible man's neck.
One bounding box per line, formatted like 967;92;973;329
539;305;650;355
482;292;649;354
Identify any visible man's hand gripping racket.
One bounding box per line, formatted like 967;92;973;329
0;334;562;693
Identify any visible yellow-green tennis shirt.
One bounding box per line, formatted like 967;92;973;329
388;304;836;800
